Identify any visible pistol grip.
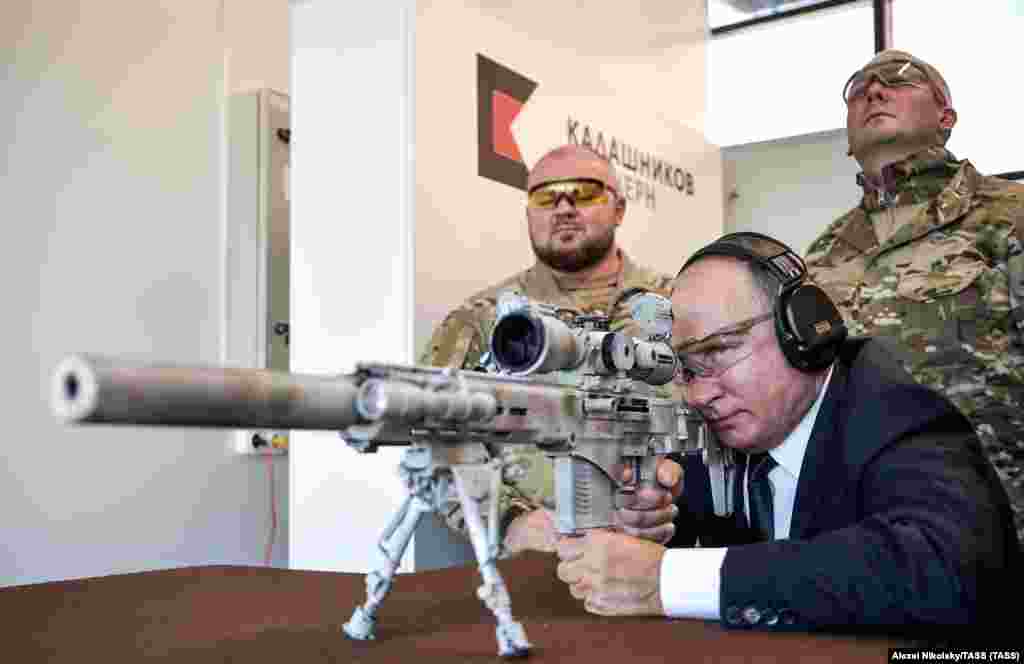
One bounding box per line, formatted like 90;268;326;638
636;455;659;489
553;456;617;535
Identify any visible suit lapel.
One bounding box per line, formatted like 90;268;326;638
789;361;849;539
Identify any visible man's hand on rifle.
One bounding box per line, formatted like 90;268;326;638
552;459;681;617
615;458;682;545
556;529;667;617
501;458;683;556
503;508;559;556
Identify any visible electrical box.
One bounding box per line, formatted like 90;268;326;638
226;89;290;455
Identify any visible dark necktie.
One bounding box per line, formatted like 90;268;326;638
746;453;778;541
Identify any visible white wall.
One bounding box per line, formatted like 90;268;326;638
222;0;293;568
1;0;287;586
289;0;417;574
890;0;1024;177
723;129;861;255
707;0;874;148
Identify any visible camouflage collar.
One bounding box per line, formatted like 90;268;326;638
858;146;962;212
522;249;648;312
617;251;657;290
839;154;980;257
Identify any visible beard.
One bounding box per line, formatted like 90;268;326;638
530;224;616;272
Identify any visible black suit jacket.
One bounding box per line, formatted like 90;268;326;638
669;338;1020;637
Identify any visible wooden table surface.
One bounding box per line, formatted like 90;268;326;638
4;552;912;663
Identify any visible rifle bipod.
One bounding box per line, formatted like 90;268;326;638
342;448;531;657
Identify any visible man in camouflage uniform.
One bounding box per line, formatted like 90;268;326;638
420;144;680;556
805;49;1024;539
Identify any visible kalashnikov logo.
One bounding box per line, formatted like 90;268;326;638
567;118;695;211
477;53;537;190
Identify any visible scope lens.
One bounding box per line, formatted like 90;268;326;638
64;374;80;401
357;381;387;420
491;312;545;373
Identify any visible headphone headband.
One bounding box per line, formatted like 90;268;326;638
677;232;806;294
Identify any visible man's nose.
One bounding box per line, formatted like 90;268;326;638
865;77;887;101
554;196;577;213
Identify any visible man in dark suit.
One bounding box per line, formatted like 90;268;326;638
556;232;1019;636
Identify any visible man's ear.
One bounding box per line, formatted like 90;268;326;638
940;106;957;130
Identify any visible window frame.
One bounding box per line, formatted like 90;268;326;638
710;0;890;52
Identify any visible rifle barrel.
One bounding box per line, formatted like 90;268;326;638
51;354;361;430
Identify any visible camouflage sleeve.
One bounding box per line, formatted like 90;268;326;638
1007;209;1024;343
804;219;844;270
441;444;556;559
439;445;555;559
803;220;866;327
418;306;489;369
419;301;550;554
983;196;1024;541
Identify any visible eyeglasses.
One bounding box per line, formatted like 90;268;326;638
527;178;616;209
673;312;773;386
842;60;942;105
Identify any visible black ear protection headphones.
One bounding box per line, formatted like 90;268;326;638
677;232;847;372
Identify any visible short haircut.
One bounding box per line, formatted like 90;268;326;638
746;259;782;309
530;144;624;197
674;254;780;311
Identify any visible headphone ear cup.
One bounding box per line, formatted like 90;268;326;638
776;284;848;372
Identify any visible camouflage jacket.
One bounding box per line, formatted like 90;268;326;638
805;147;1024;537
419;251;674;552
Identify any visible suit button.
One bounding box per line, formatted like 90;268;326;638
760;608;779;626
779;608;797;625
741;606;762;625
725;606;743;625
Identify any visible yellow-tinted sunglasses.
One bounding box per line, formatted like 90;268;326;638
527;178;615;209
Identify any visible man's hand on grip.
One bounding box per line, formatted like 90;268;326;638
615;457;682;544
502;507;558;556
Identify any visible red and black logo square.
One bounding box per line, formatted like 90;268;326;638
477;53;538;190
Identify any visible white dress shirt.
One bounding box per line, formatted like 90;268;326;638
660;366;833;619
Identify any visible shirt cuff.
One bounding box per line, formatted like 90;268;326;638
659;547;727;619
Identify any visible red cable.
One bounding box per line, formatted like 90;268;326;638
263;447;278;566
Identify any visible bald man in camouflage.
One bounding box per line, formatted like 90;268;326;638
805;49;1024;540
420;144;681;556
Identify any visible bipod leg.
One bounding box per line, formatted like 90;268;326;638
451;463;531;657
343;492;430;641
